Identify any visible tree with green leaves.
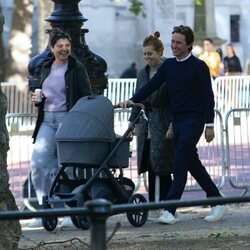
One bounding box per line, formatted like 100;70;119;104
111;0;146;17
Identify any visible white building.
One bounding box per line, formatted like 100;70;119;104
79;0;250;76
1;0;250;77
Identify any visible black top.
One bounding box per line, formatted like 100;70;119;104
223;55;242;73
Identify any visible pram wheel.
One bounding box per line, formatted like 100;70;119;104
70;216;81;228
42;217;58;231
73;195;91;230
71;215;90;230
41;196;58;231
126;194;148;227
76;216;90;230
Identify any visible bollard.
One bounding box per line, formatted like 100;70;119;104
86;199;112;250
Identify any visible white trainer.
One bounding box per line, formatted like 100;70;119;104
28;218;42;228
148;210;160;221
61;217;74;228
158;210;179;225
204;205;228;222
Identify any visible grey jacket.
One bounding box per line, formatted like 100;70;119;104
130;60;174;176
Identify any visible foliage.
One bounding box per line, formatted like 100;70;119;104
195;0;203;5
111;0;146;17
128;0;146;17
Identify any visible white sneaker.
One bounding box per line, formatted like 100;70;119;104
158;210;179;225
148;210;160;221
28;218;42;228
204;205;228;222
61;217;74;228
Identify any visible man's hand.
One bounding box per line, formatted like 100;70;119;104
205;127;215;143
116;99;134;109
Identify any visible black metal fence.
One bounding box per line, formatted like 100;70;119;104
1;196;250;249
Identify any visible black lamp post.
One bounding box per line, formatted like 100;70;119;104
28;0;108;95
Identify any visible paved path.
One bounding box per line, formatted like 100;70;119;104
19;202;250;249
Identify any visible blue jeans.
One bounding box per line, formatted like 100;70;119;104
30;111;66;204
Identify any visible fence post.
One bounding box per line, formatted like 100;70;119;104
86;199;112;250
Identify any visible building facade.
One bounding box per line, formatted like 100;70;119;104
1;0;250;77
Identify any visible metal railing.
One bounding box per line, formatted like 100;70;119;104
2;196;250;249
5;113;37;207
1;82;36;114
225;108;250;195
213;76;250;116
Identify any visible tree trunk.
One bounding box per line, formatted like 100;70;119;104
5;0;33;82
0;87;21;248
0;10;21;249
0;3;6;81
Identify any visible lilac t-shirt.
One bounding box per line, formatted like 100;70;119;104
42;61;68;112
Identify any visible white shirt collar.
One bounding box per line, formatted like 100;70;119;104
176;53;192;62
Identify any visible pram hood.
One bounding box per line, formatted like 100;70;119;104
55;95;116;142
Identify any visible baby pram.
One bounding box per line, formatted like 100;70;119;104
41;95;148;231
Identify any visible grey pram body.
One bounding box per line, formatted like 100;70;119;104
56;95;129;167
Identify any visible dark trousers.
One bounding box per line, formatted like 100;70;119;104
165;114;221;215
144;140;172;202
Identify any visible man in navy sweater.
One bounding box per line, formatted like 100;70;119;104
118;25;228;224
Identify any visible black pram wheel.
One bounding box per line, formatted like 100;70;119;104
76;216;90;230
42;217;58;231
41;196;58;231
70;216;80;229
126;194;148;227
74;195;91;230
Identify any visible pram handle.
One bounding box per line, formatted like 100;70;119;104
113;103;148;123
113;102;145;110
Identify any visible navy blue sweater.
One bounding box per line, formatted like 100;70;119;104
131;55;215;123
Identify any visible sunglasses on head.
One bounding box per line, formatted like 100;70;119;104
50;29;72;42
173;25;191;34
